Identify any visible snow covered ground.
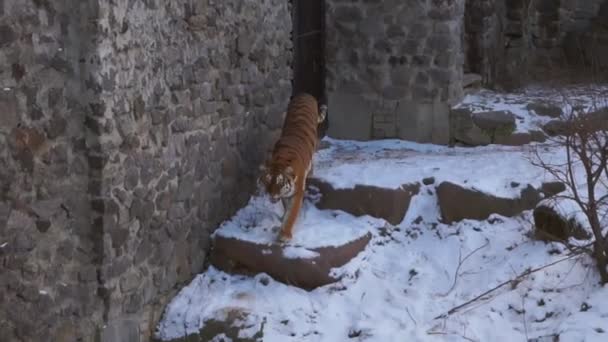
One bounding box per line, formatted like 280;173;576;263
156;87;608;342
212;194;372;249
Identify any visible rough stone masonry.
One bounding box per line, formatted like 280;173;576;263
464;0;608;88
325;0;465;143
0;0;292;341
325;0;608;143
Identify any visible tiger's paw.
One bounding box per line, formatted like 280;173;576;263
277;232;293;244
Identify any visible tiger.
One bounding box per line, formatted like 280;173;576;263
258;93;327;242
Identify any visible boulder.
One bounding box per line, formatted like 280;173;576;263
472;110;516;132
542;108;608;136
587;107;608;130
210;233;371;290
450;107;491;146
533;205;590;241
422;177;435;185
307;178;420;225
494;130;546;146
450;108;544;146
540;181;566;197
542;119;569;136
526;101;563;118
437;181;542;223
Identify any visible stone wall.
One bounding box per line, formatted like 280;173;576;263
324;0;607;143
562;0;608;77
0;1;104;341
325;0;465;143
464;0;608;88
0;0;292;341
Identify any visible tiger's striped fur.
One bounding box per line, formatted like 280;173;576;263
259;93;327;241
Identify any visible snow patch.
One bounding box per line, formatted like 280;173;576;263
213;195;373;248
315;138;545;198
281;246;320;259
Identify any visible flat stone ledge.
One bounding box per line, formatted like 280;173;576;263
210;233;372;290
437;181;543;223
307;178;420;225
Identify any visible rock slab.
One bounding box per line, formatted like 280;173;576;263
308;178;420;225
437;181;542;223
210;233;371;290
450;107;545;146
533;204;590;241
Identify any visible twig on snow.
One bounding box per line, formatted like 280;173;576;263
438;238;490;297
521;294;529;341
405;306;417;326
433;251;585;320
427;330;478;342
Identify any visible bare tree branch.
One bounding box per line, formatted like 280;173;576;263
527;86;608;283
438;239;490;297
433;252;585;320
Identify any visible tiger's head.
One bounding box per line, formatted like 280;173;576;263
258;162;296;203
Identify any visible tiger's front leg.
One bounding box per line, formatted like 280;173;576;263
280;196;292;225
277;177;305;242
306;161;314;178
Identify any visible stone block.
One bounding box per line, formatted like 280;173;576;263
450;108;489;146
360;17;385;36
309;179;420;225
397;100;450;144
100;320;140;342
383;85;408;100
372;121;397;138
431;101;451;145
327;90;373;140
211;233;371;291
0;92;18;134
390;65;414;86
120;272;141;293
333;6;364;22
534;204;590;241
437;181;542;223
472;110;516;132
0;24;17;47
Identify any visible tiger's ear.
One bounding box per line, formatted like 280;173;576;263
318;104;328;123
319;104;328;115
259;158;270;172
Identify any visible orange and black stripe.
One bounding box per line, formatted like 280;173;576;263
267;93;320;174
